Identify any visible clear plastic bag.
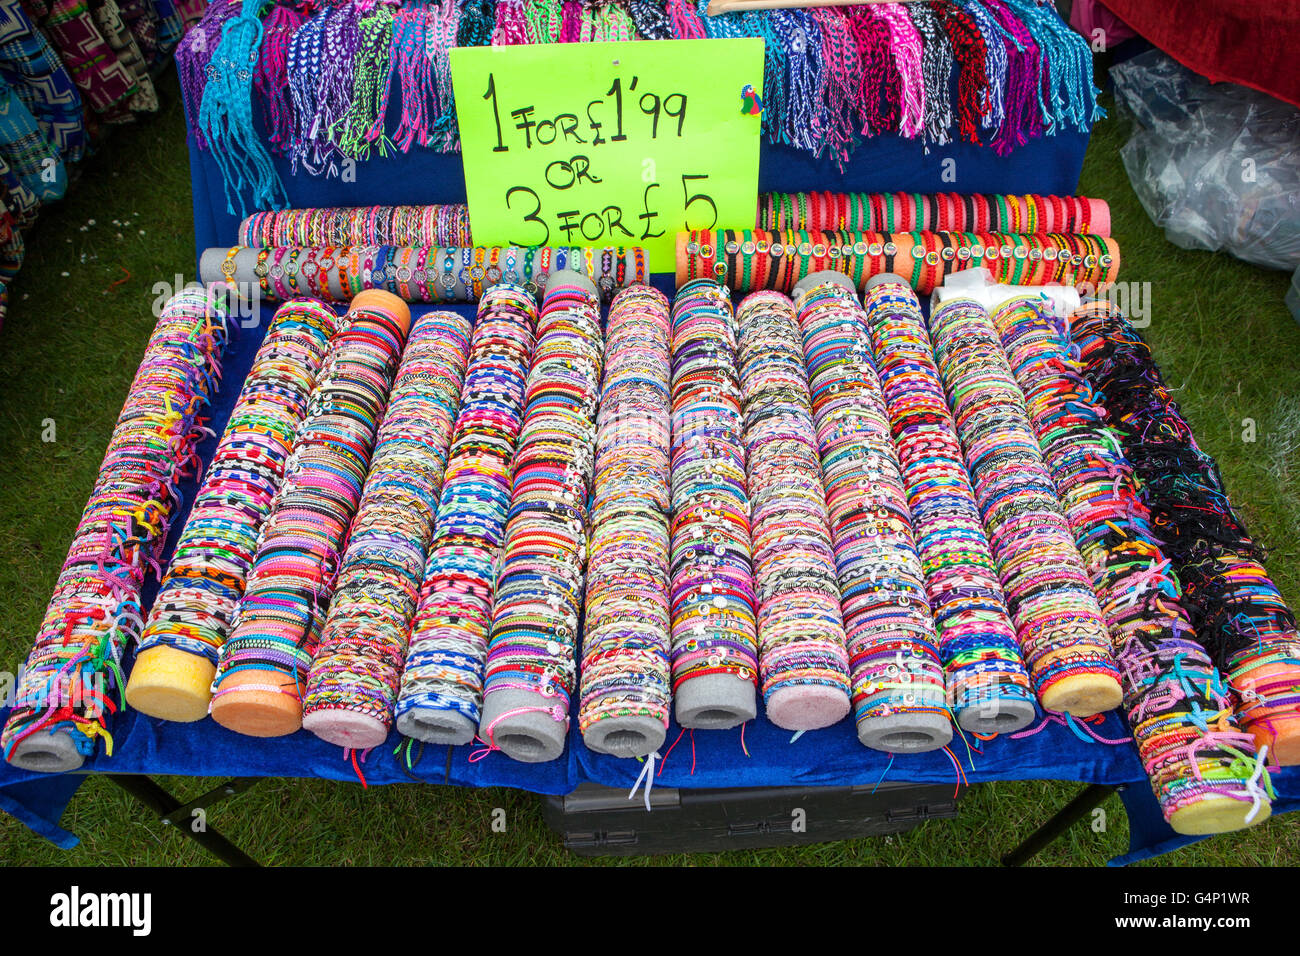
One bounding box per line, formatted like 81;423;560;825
1110;48;1300;271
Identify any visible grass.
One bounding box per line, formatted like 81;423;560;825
1;74;1298;867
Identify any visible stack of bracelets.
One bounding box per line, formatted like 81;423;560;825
794;277;951;751
579;286;673;758
1071;302;1300;766
667;279;759;730
677;230;1120;296
991;295;1273;833
301;311;472;749
209;291;411;738
204;244;648;303
758;193;1110;236
2;288;231;773
395;284;538;746
477;275;605;763
927;296;1122;716
860;278;1035;735
735;290;852;732
128;298;339;723
239;205;473;247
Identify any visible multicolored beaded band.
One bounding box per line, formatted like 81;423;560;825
129;298;339;723
676;229;1120;296
927;296;1122;717
301;310;472;749
759;193;1110;237
240;205;473;247
200;244;648;304
2;288;232;773
209;291;412;738
991;295;1273;834
477;273;605;763
860;277;1034;735
735;290;852;732
579;285;673;758
791;276;951;751
395;284;538;745
668;279;759;729
1071;302;1300;766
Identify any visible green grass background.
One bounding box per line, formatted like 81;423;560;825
1;76;1297;866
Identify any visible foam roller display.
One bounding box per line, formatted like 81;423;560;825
667;279;759;730
580;286;673;758
735;290;852;732
2;288;231;772
991;295;1273;834
209;290;412;738
860;277;1035;735
129;298;338;723
395;285;537;745
301;311;472;749
927;296;1122;717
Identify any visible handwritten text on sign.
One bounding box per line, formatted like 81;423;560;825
451;39;764;270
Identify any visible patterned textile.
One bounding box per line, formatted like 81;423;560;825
0;78;65;203
27;0;137;120
90;0;157;113
0;0;86;159
115;0;158;66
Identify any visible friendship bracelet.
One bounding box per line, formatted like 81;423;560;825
478;273;605;763
668;279;759;729
129;298;339;723
301;310;472;749
991;294;1273;833
395;283;538;745
240;205;473;249
735;289;852;733
1071;301;1300;766
927;296;1122;717
579;285;673;757
209;290;412;738
860;277;1035;736
759;193;1110;237
2;288;232;772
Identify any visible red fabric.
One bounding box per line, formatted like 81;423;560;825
1102;0;1300;109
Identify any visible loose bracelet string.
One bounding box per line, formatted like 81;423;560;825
991;294;1273;833
476;273;605;763
129;297;338;723
2;288;231;772
395;283;537;745
668;278;759;729
1070;301;1300;766
735;290;852;732
580;285;673;757
210;290;411;738
927;295;1121;717
861;277;1035;734
302;309;472;749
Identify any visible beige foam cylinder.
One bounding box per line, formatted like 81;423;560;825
125;647;216;723
1169;793;1271;836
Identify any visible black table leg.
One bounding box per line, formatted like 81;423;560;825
1002;783;1119;866
106;774;261;867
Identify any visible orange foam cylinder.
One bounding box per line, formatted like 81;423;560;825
1229;653;1300;766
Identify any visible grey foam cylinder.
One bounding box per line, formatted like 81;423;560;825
675;673;757;730
793;269;858;301
7;729;84;773
583;714;667;758
546;267;598;298
955;697;1037;736
477;687;568;763
856;712;953;754
395;707;477;747
863;271;912;293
